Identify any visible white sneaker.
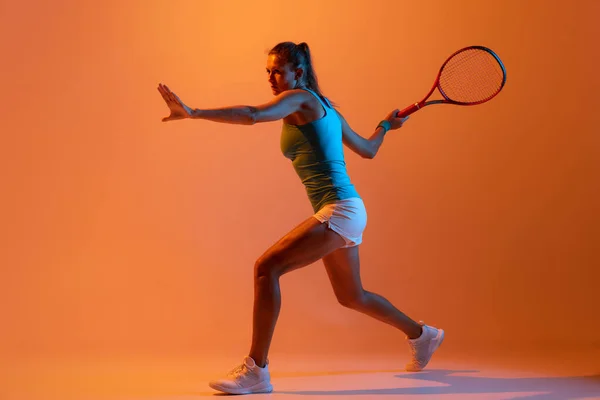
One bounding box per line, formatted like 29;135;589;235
208;356;273;395
405;321;444;371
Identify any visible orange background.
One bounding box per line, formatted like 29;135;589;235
1;0;598;364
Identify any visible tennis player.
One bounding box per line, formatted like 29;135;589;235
157;41;444;395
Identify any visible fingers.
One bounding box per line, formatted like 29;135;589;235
398;115;409;128
157;83;172;103
165;85;178;103
171;92;184;106
157;83;180;105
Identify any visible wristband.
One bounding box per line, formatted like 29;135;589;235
377;120;391;133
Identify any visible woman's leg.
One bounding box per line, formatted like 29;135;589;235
322;245;423;339
249;216;346;367
323;245;444;372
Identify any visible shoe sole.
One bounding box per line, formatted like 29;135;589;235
208;381;273;395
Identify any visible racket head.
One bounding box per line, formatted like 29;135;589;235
436;46;506;105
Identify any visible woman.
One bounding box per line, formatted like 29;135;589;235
157;41;444;395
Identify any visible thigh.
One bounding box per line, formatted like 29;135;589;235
322;246;364;301
256;216;346;276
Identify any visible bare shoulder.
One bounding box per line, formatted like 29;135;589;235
289;88;316;105
252;89;312;124
279;89;315;111
283;89;325;125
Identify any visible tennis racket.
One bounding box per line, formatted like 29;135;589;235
397;46;506;118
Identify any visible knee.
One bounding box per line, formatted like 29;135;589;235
254;254;283;281
337;290;367;309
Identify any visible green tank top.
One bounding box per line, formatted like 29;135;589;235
280;88;360;212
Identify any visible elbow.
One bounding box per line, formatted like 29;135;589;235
247;106;259;125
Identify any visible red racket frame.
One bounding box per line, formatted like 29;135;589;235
397;45;507;118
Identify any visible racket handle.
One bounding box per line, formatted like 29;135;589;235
397;103;422;118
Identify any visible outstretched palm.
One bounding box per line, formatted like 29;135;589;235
157;83;193;122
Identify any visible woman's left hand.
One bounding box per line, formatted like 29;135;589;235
157;83;193;122
385;109;410;130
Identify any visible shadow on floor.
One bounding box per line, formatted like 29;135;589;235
274;369;600;399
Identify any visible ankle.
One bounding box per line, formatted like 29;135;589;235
248;354;267;368
407;325;423;340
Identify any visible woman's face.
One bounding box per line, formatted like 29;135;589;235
266;54;303;95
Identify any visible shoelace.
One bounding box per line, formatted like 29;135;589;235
227;363;247;378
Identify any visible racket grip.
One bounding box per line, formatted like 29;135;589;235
397;103;422;118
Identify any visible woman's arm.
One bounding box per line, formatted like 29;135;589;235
158;83;305;125
336;109;408;159
191;89;304;125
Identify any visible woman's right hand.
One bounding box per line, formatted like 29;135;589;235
385;109;410;130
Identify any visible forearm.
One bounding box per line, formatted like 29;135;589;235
190;106;258;125
367;126;388;158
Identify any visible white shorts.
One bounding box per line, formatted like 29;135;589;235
313;197;367;248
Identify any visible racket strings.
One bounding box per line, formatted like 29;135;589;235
439;48;505;104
